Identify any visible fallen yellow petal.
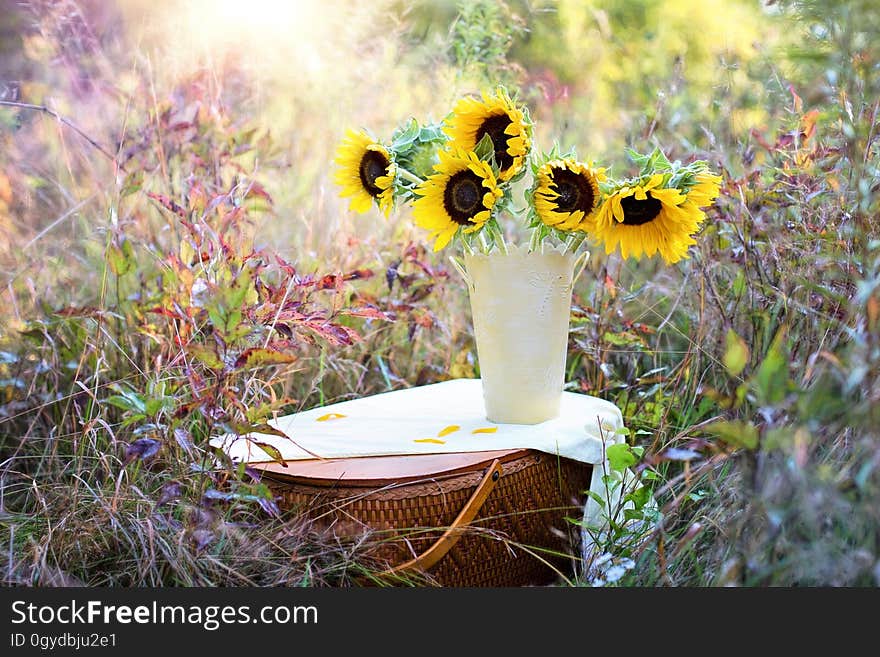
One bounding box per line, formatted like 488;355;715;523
316;413;346;422
472;427;498;434
437;425;460;437
414;438;446;444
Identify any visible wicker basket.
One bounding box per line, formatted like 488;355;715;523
254;449;592;587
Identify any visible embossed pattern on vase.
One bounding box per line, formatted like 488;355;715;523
464;246;577;424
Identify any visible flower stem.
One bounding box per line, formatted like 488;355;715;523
397;167;424;186
460;233;474;255
564;232;587;255
478;231;490;254
529;227;540;253
489;219;508;255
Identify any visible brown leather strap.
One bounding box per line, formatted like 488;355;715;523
381;459;504;579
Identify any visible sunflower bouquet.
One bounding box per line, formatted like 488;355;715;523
334;86;721;265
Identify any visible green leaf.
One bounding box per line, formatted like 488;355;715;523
145;398;162;416
252;441;285;464
641;469;662;481
623;508;645;522
105;389;146;413
246;423;290;439
120;170;144;197
228;267;254;309
206;303;225;332
626;148;650;167
225;309;243;334
706;419;759;450
145;396;174;417
723;329;749;377
224;324;253;343
625;485;652;509
601;473;622;491
417;122;445;144
391;118;420;149
649;147;673;171
188;344;225;370
585;490;607;509
688;489;709;502
606;443;638;471
762;427;793;451
601;330;645;347
407;141;441;179
120;413;147;428
234;348;297;370
107;238;135;276
473;132;495;163
732;270;747;297
753;329;789;405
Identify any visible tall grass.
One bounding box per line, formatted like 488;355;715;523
1;0;878;586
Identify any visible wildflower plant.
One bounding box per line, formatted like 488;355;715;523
334;86;722;264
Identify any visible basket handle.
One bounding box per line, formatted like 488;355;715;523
381;458;504;578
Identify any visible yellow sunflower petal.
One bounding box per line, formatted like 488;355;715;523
444;89;532;181
611;197;625;223
333;129;395;216
441;226;462;250
592;185;706;263
532;158;604;233
412;147;501;251
688;172;723;208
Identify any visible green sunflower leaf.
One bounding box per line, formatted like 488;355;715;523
391;118;420;149
417;122;445;144
626;148;651;168
473;132;496;163
648;147;673;171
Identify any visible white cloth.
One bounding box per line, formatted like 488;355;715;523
211;378;624;465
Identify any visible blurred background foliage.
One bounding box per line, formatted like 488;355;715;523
1;0;879;586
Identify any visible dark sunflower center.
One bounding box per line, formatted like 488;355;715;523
475;113;514;173
620;194;662;226
358;150;389;197
550;169;595;213
443;171;484;225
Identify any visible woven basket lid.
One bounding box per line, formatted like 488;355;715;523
248;449;529;487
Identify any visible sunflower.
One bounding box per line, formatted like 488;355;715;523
687;171;723;208
594;174;706;264
533;159;606;232
333;129;397;217
412;148;504;251
444;88;531;181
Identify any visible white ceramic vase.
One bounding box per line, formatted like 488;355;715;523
461;245;586;424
